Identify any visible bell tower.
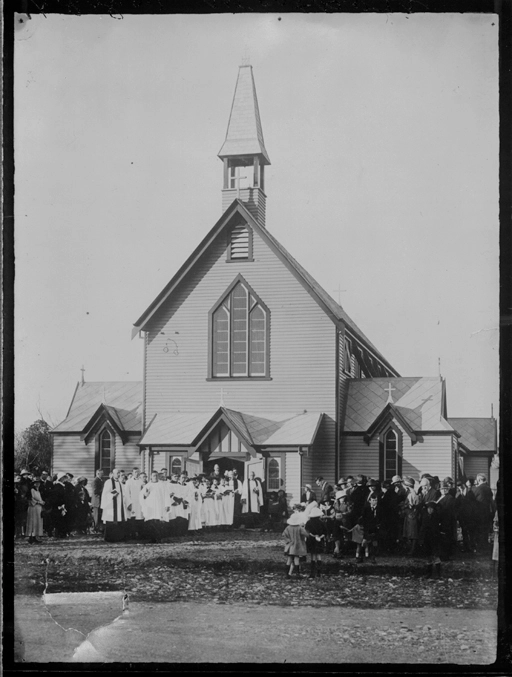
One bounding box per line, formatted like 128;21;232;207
218;64;270;227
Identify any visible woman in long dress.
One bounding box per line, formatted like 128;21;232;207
26;477;45;544
402;477;420;555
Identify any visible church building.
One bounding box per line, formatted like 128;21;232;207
52;65;496;505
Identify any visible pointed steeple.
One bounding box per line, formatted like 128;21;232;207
218;65;270;227
218;65;270;164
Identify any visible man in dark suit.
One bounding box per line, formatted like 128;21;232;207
471;473;494;552
315;476;334;506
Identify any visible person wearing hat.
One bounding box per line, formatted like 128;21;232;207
348;475;369;522
401;477;420;555
304;506;327;578
419;501;442;578
436;480;457;561
301;483;317;505
282;511;309;579
73;477;92;535
46;472;70;538
419;475;440;505
26;477;45;544
332;491;354;558
366;479;382;503
361;493;381;563
471;473;495;553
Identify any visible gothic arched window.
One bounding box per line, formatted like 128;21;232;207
98;428;113;475
380;427;402;481
210;276;269;378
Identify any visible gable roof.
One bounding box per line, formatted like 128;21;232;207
132;199;397;375
139;407;323;448
344;377;454;433
52;382;142;434
447;418;497;453
218;65;270;165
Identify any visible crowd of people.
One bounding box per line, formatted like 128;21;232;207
14;463;268;544
14;466;499;578
286;472;499;579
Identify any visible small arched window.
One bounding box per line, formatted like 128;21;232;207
267;458;281;490
98;429;113;475
211;277;269;378
171;456;183;475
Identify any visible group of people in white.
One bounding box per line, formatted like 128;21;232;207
100;464;265;542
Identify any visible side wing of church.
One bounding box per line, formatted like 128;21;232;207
51;65;497;502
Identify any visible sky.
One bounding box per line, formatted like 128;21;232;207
14;13;499;431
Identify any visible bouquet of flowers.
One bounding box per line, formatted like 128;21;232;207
58;504;67;516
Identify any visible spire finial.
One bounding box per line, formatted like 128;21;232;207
80;365;85;385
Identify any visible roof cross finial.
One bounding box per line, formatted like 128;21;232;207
102;385;107;405
385;382;396;404
80;365;85;385
220;387;227;407
333;285;347;305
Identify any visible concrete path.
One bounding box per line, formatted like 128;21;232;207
14;593;497;665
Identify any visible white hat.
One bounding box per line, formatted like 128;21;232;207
335;489;347;499
308;507;323;519
287;512;304;526
20;469;31;476
56;472;67;481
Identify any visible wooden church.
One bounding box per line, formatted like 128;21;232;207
52;65;496;505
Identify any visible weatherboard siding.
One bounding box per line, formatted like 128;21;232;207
114;434;141;472
144;224;337;425
340;425;454;481
53;436;95;482
339;436;379;478
284;452;301;506
464;455;491;480
402;433;453;480
312;416;336;483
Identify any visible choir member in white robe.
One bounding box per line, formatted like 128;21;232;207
140;471;165;542
202;479;217;528
241;471;264;527
125;467;144;538
222;478;234;527
100;468;128;542
187;478;203;532
164;472;181;536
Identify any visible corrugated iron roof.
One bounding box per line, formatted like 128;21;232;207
52;382;142;433
448;418;497;452
138;408;323;447
139;412;214;446
262;412;324;446
218;65;270;164
344;377;453;433
133;200;397;375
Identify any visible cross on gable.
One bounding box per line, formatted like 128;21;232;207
385;383;396;404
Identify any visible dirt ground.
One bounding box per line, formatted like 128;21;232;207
10;529;501;666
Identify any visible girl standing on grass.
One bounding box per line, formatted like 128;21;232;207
304;506;327;578
282;511;309;579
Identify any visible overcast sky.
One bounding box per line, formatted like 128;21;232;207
14;13;498;431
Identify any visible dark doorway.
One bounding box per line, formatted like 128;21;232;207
204;456;245;481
